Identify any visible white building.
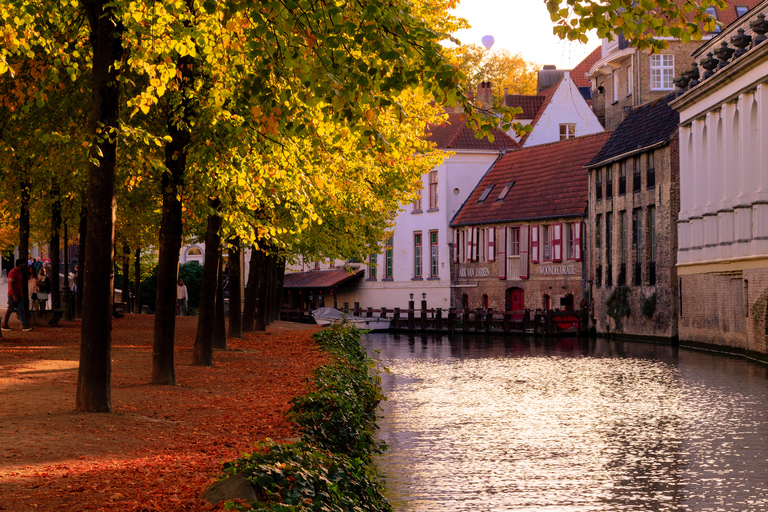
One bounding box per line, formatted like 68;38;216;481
505;71;604;147
671;0;768;358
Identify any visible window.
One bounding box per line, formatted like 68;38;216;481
705;6;721;32
606;166;613;199
510;227;520;256
649;206;657;285
619;211;626;285
736;6;749;17
413;187;422;212
430;231;439;277
633;208;642;286
559;124;576;140
619;160;628;195
497;182;515;201
647;151;656;189
428;170;438;210
566;223;575;260
479;228;485;262
627;62;633;96
314;261;320;270
633;156;641;192
478;185;494;203
650;54;674;90
368;253;377;280
612;70;619;102
385;236;393;279
542;224;551;261
330;259;335;268
414;233;422;278
596;168;603;201
606;212;613;286
596;215;602;287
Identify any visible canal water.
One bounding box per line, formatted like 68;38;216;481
361;333;768;512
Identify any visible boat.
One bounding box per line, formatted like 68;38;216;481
311;307;392;331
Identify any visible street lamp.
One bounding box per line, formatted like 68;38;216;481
410;293;414;300
422;292;426;300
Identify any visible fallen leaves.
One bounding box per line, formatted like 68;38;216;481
0;314;325;511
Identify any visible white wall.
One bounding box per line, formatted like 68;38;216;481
523;73;604;148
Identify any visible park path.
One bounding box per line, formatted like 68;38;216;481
0;314;323;511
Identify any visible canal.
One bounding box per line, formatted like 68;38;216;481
361;333;768;511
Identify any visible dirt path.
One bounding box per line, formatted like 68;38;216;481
0;314;323;511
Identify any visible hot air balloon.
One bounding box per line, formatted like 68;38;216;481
481;35;495;50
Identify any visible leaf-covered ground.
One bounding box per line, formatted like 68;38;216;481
0;314;324;511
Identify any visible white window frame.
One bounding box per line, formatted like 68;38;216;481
650;54;674;91
559;123;576;141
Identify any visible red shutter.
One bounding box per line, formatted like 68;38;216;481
553;223;563;262
453;229;459;263
464;228;469;263
498;226;506;279
574;221;582;261
488;227;495;262
531;225;539;263
520;225;529;279
473;227;479;262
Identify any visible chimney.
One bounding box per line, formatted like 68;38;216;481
477;81;493;109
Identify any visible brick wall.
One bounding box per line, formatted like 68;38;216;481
679;272;748;349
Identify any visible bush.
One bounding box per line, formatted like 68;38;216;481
220;324;391;511
642;293;656;318
221;441;392;512
133;261;204;314
606;285;631;320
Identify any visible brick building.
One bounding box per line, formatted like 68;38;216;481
671;1;768;360
586;2;759;130
449;132;611;312
585;94;680;339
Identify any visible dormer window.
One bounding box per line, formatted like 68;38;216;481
736;6;749;17
497;182;515;201
705;6;721;32
478;185;494;203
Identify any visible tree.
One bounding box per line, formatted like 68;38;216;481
545;0;725;51
448;45;538;107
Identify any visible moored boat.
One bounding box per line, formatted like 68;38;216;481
312;307;391;331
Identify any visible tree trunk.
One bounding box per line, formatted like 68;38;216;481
134;247;141;314
271;257;286;322
19;167;30;325
242;246;262;332
121;243;129;309
76;0;122;413
193;201;221;365
255;251;272;331
214;251;227;349
151;85;191;384
75;201;87;319
51;181;61;310
228;237;242;338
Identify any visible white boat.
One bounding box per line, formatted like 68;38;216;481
312;307;391;331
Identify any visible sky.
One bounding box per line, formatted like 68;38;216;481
449;0;602;70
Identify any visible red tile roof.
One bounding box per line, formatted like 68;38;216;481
283;268;364;289
504;94;547;119
451;131;612;226
715;0;763;26
425;113;518;150
570;47;602;88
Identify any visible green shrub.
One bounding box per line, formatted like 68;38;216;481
221;441;392;512
133;261;204;314
606;285;631;320
287;324;387;464
642;293;657;318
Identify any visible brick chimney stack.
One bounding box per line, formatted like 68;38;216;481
477;81;493;109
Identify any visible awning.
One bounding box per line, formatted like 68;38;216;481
283;268;364;289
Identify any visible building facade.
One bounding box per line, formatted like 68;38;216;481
671;1;768;359
586;95;681;338
450;132;611;312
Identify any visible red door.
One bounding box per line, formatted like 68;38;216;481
505;287;524;311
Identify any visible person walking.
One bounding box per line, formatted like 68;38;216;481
2;259;32;332
28;266;39;311
37;267;50;310
177;278;188;316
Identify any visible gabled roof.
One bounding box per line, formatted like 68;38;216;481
451;131;612;226
517;77;562;146
425;113;518;150
570;47;602;89
587;93;678;168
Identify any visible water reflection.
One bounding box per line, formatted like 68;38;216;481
363;334;768;511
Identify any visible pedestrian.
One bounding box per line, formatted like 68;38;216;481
33;257;43;273
177;278;188;316
37;267;50;310
28;266;39;311
2;259;32;332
